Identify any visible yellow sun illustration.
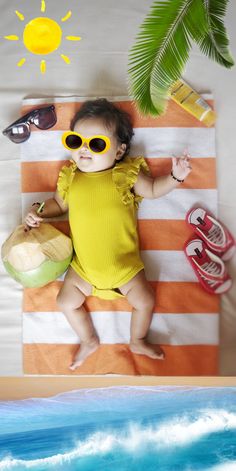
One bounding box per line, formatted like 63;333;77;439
4;0;81;74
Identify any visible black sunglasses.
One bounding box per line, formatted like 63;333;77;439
2;105;57;144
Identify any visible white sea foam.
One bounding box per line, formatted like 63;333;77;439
206;462;236;471
0;409;236;469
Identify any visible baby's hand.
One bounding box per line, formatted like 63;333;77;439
24;207;43;231
172;151;192;181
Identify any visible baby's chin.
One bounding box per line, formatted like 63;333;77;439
75;159;107;173
74;156;114;172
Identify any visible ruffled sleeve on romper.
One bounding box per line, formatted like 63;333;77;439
56;161;77;203
112;156;151;209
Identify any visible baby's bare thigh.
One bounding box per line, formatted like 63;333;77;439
64;266;93;297
118;269;154;301
118;270;155;310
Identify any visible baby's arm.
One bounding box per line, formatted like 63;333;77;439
134;153;192;199
24;190;68;229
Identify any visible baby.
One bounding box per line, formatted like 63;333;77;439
25;98;192;370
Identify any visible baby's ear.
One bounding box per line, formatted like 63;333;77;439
116;143;126;160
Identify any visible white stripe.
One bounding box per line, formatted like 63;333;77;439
20;131;65;162
141;250;198;282
23;311;219;345
20;128;216;162
56;249;199;282
55;249;207;282
22;189;217;221
139;189;217;219
17;243;198;283
131;127;216;158
22;94;213;106
138;188;217;220
56;248;199;282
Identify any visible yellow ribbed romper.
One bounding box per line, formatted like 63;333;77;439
57;156;150;300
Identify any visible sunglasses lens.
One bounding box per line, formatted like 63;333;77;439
33;107;57;130
4;123;30;143
65;134;82;149
89;138;107;153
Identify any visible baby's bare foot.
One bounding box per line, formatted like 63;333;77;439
69;336;100;370
130;339;165;360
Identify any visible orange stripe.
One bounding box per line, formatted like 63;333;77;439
21;158;216;192
138;219;193;250
146;157;217;189
21;160;68;193
23;344;218;375
53;219;194;251
119;99;215;129
23;281;219;314
21;99;215;131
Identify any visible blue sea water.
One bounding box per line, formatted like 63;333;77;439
0;386;236;470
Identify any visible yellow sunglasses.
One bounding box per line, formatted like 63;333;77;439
62;131;111;154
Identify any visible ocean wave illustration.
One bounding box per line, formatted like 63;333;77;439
1;408;236;470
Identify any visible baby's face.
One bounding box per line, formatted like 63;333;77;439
71;118;125;172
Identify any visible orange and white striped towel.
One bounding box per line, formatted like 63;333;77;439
21;96;219;375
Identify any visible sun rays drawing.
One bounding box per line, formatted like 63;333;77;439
4;0;81;74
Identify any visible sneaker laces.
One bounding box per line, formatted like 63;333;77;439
207;225;225;245
193;247;225;280
201;260;223;277
207;216;226;246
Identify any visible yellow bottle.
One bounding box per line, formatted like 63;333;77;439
170;79;216;127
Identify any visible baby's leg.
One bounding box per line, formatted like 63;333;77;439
119;270;164;360
57;267;99;370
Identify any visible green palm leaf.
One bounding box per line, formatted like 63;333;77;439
128;0;208;116
198;0;234;67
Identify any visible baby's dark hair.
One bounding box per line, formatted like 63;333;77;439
70;98;134;159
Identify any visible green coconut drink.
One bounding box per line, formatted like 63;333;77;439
1;223;73;288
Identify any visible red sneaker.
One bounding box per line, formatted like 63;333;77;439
184;238;232;294
186;207;236;261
